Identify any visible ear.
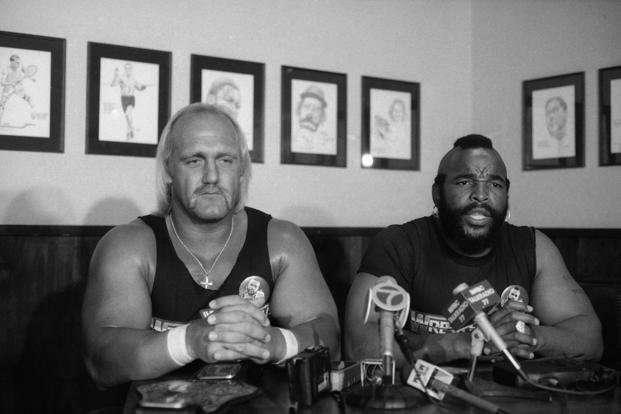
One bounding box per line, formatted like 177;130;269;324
432;184;440;207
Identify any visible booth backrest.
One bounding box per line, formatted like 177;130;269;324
0;225;619;413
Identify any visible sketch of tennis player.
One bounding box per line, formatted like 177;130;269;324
111;62;147;140
0;54;37;126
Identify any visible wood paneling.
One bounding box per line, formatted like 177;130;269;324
0;225;619;414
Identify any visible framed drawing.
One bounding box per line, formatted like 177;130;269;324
523;72;584;170
599;65;621;166
86;42;170;157
0;31;65;153
191;54;264;163
281;66;347;167
361;76;420;170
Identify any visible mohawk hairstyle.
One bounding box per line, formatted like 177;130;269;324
433;134;509;191
453;134;493;150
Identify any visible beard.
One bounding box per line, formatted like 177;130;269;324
437;196;507;255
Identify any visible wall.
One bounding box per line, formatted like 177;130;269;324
0;0;473;226
472;0;621;228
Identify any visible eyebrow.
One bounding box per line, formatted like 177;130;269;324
453;173;508;184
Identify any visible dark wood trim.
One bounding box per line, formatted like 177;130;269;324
538;228;621;238
0;224;620;238
0;224;384;237
0;224;111;237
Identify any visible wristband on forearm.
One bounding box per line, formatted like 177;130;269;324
167;324;196;366
274;327;299;364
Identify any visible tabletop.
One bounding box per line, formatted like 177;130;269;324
123;362;621;414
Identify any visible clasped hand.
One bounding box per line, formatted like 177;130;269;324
186;295;284;364
483;300;539;359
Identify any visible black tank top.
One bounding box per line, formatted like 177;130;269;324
359;216;536;333
140;207;274;327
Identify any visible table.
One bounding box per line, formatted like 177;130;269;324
123;363;621;414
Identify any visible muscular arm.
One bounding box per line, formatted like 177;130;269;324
267;219;341;360
82;222;178;386
530;230;603;360
344;273;471;366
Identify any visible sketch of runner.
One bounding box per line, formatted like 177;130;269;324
111;62;147;140
0;54;37;125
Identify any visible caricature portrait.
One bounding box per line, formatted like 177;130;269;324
0;47;51;137
532;86;575;160
291;80;337;155
201;70;254;150
369;89;411;159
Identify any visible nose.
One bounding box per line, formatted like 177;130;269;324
471;181;489;202
202;160;218;184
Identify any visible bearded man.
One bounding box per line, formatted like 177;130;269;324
344;134;602;365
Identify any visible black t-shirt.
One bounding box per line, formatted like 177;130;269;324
358;216;536;333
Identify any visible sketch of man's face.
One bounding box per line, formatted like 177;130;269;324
298;96;326;132
389;99;406;123
9;55;20;70
214;84;241;118
124;63;133;76
545;96;568;140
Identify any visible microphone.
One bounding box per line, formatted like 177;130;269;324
363;276;410;383
406;360;510;414
347;276;423;410
443;281;524;374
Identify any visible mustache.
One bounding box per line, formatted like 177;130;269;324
460;203;494;216
194;185;222;196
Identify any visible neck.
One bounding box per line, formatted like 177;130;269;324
169;210;236;248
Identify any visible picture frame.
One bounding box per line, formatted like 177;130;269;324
86;42;170;157
522;72;584;170
191;54;264;163
0;31;65;153
599;65;621;166
361;76;420;170
281;66;347;167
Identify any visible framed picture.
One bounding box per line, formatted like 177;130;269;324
361;76;420;170
281;66;346;167
0;31;65;153
86;42;170;157
599;65;621;166
191;55;264;163
522;72;584;170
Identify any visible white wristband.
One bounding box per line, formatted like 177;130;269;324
166;324;195;366
275;327;299;364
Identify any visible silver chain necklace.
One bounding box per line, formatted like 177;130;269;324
169;215;235;289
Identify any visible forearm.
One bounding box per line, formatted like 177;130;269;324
84;327;179;387
533;315;603;360
288;313;341;360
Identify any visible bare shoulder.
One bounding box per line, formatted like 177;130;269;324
533;229;564;271
267;217;310;252
91;218;156;280
95;218;155;257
